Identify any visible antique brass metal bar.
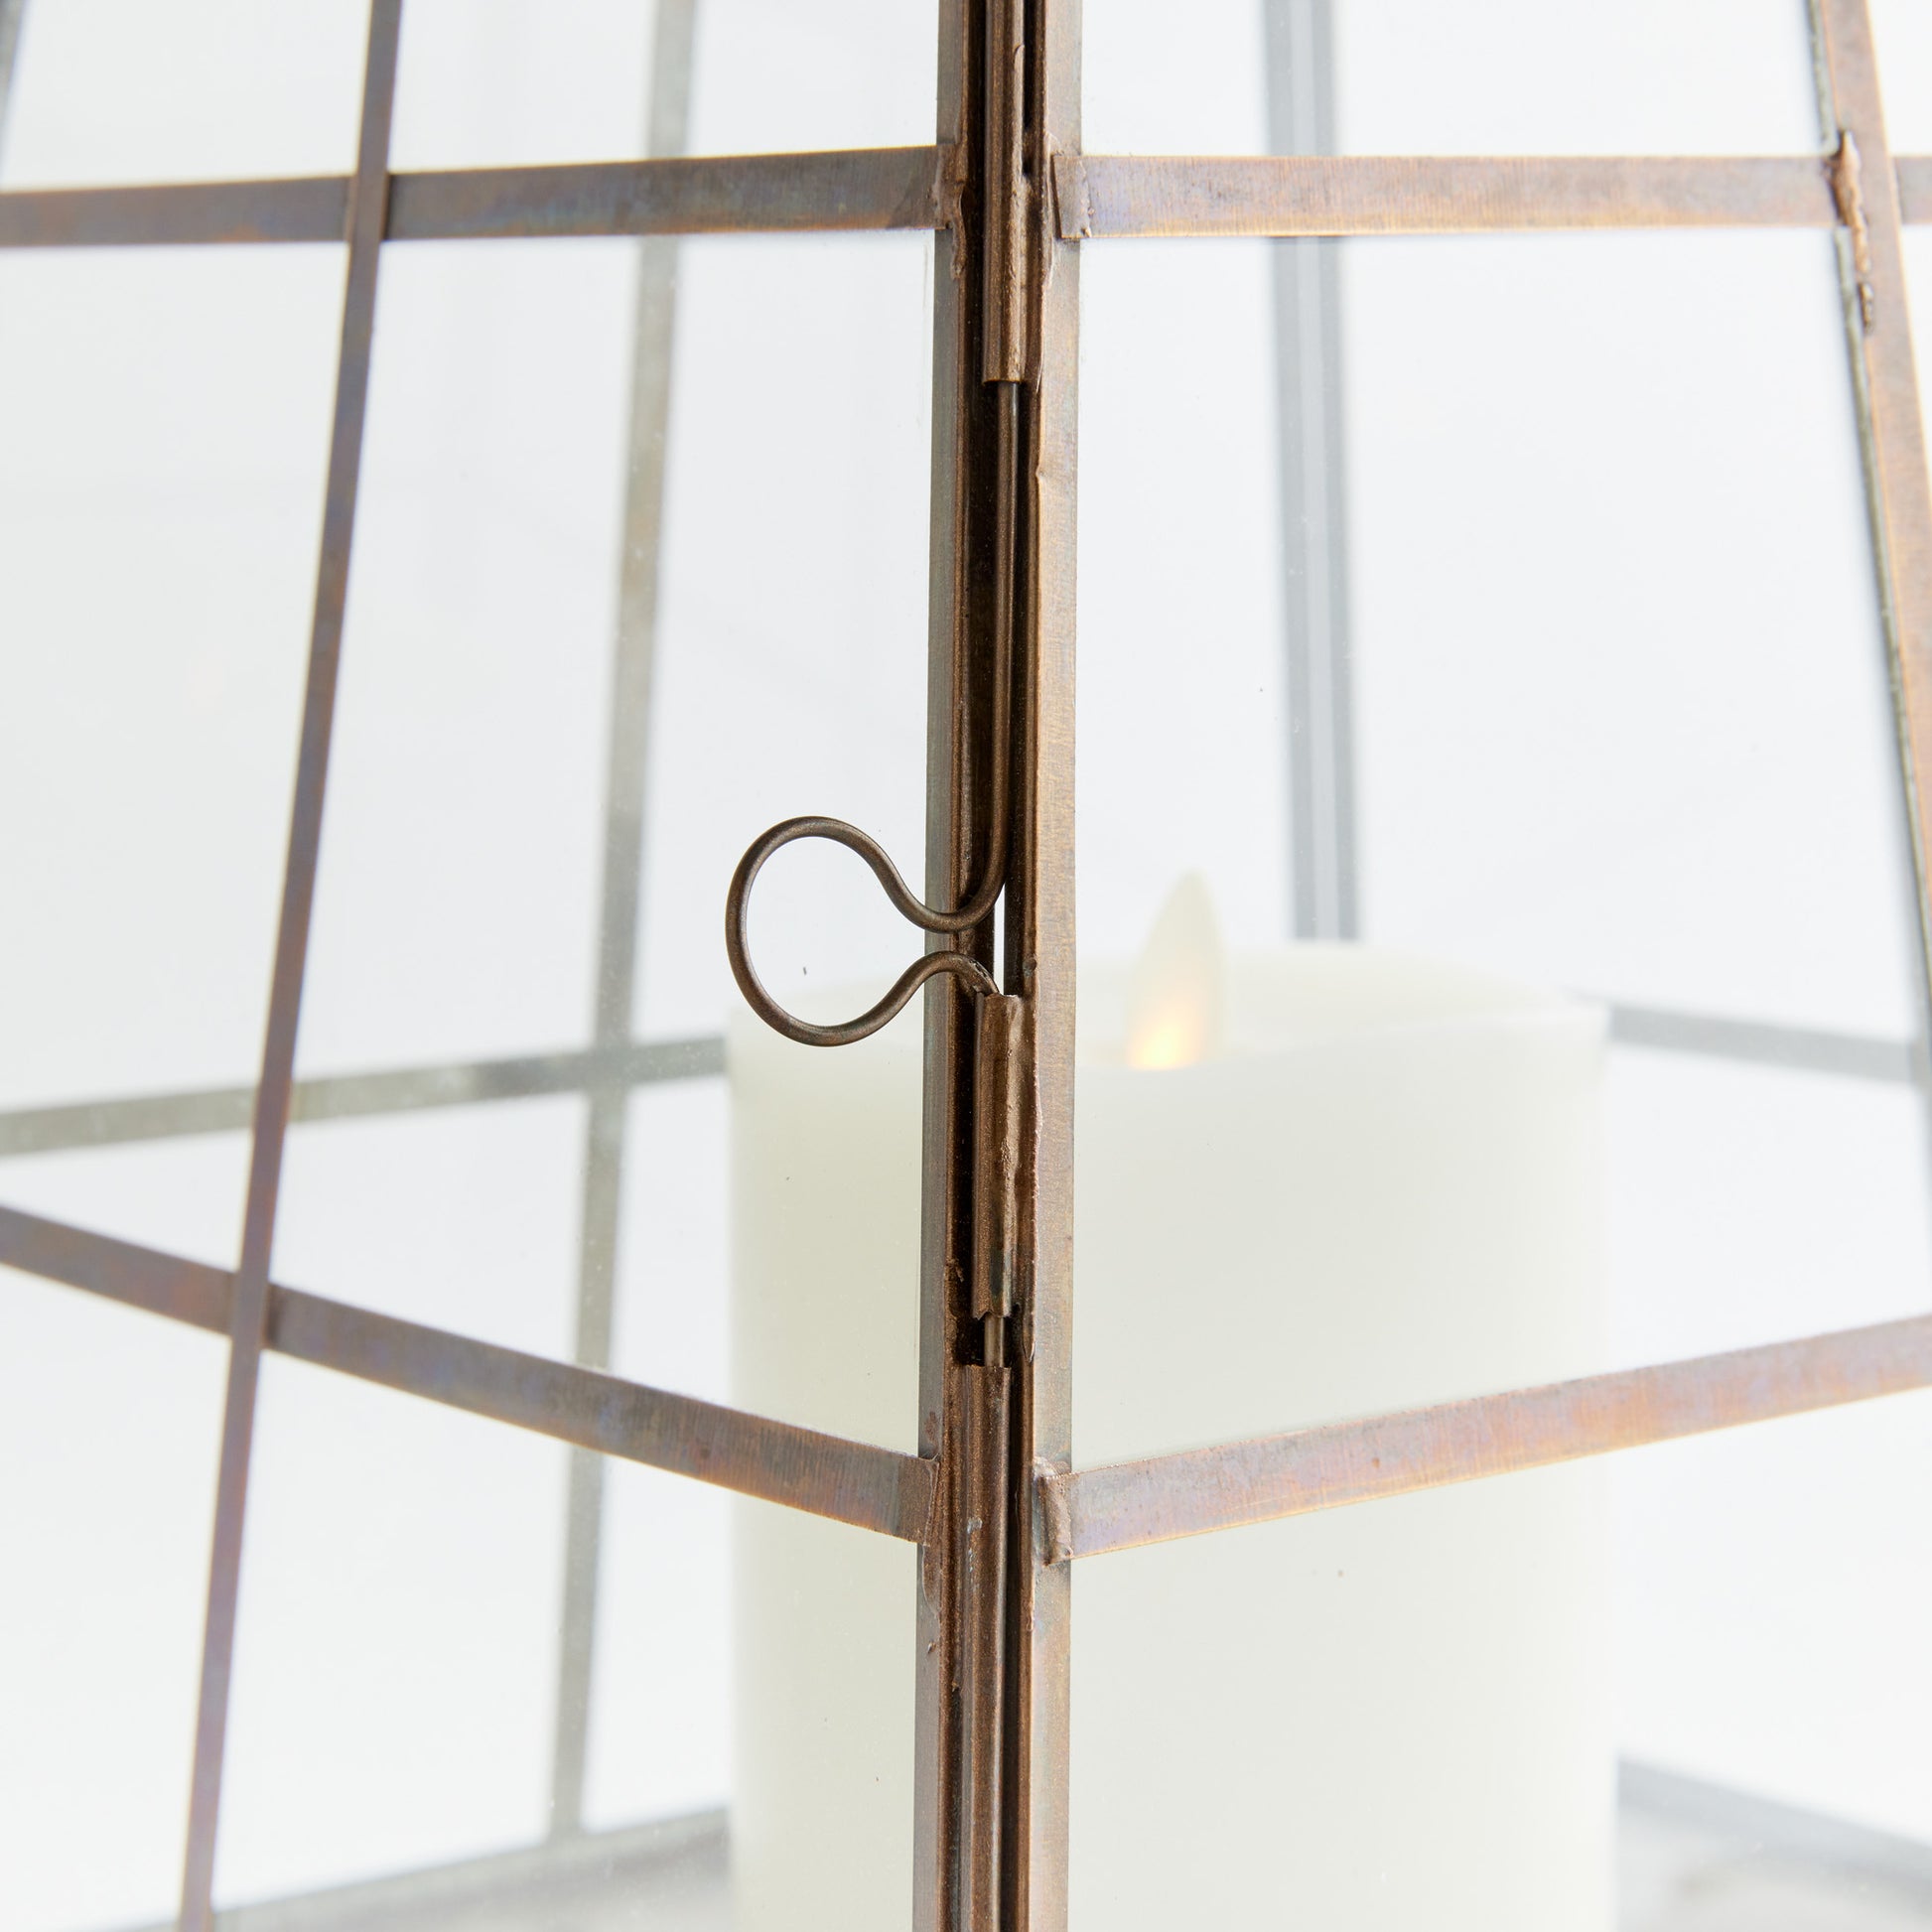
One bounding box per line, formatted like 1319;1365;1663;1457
1813;0;1932;1081
548;0;698;1842
1012;4;1082;1928
387;145;949;239
10;152;1932;256
957;1359;1012;1932
178;7;402;1921
0;148;948;250
0;1200;935;1540
0;1036;724;1158
0;176;350;246
1054;152;1848;239
981;0;1030;380
1060;1311;1932;1561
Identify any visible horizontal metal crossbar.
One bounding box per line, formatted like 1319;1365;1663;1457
0;1035;724;1158
2;150;1928;253
1054;151;1914;239
0;146;948;248
0;1199;933;1541
1058;1311;1932;1559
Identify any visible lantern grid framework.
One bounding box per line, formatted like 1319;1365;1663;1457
4;0;1932;1927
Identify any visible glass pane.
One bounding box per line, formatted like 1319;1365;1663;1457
1872;0;1932;157
0;246;339;1253
1075;230;1920;1465
217;1356;568;1902
0;1275;225;1932
279;230;931;1454
1068;1395;1932;1928
1;0;367;188
1085;0;1823;158
636;233;934;1043
218;1355;912;1929
393;0;938;172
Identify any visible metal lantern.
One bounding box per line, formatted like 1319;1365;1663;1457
6;1;1932;1928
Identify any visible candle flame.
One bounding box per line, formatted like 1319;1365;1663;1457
1125;874;1226;1069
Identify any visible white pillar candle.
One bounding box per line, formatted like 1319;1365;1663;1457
730;880;1609;1931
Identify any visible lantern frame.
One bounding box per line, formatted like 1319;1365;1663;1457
4;0;1932;1926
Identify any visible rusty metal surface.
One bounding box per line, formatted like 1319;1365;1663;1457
0;148;944;251
0;1036;724;1158
1013;5;1081;1929
1063;1311;1932;1560
0;1198;934;1539
0;176;348;246
911;4;984;1910
5;150;1931;256
1815;0;1932;1071
1053;152;1846;239
0;1200;229;1333
269;1290;935;1540
548;0;698;1842
957;1362;1011;1932
178;6;403;1921
387;146;947;239
980;0;1030;380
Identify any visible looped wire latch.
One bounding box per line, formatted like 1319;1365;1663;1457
725;814;1001;1047
723;385;1022;1049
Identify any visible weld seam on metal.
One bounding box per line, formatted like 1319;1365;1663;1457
1065;1311;1932;1559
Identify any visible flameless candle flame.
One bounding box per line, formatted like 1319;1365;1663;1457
1124;874;1227;1069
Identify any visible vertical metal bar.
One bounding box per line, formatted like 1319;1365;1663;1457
547;0;697;1839
1810;0;1932;1124
1264;0;1357;941
915;7;970;1925
177;5;404;1924
1011;1;1080;1927
0;0;28;169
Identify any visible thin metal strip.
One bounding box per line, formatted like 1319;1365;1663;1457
1015;2;1081;1926
0;1200;934;1541
385;146;947;239
0;176;349;247
1063;1311;1932;1560
179;6;402;1923
7;152;1932;253
0;148;944;250
1813;3;1932;1111
549;0;696;1841
0;1201;228;1333
0;1036;725;1158
1054;152;1844;239
913;3;975;1921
